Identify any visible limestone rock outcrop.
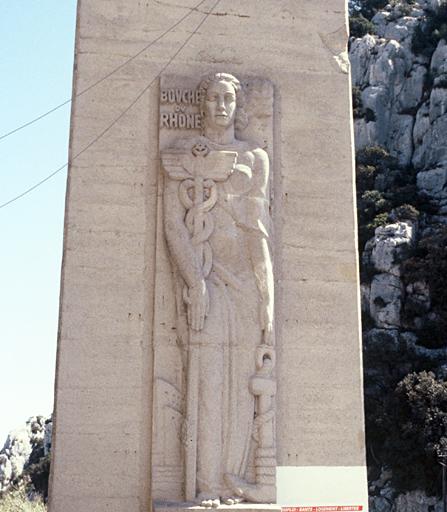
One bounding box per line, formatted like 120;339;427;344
393;491;444;512
0;416;52;494
362;222;414;328
351;0;447;351
351;3;447;177
350;2;447;510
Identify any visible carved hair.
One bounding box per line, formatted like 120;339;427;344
199;72;249;133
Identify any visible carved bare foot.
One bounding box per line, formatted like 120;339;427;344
224;473;275;503
198;494;221;508
222;497;244;505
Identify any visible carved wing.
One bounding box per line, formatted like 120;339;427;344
161;150;192;180
162;148;237;182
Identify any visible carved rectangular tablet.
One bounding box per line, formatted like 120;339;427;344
153;73;276;505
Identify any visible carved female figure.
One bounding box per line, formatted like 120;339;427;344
162;72;275;506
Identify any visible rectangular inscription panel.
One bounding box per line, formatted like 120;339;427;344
152;73;275;501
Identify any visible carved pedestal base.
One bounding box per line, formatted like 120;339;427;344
153;501;282;512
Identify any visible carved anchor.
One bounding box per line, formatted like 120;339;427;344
225;345;277;503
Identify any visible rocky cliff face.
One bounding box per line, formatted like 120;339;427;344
0;416;52;497
351;1;447;172
350;1;447;511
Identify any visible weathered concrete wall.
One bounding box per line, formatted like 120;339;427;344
49;1;367;511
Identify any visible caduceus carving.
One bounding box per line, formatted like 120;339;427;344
162;72;276;507
162;145;237;502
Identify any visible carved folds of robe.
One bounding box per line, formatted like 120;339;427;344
162;136;272;498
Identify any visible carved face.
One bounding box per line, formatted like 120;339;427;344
203;80;237;130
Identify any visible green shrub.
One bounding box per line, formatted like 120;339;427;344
397;3;413;17
368;212;390;228
24;455;50;501
403;227;447;348
378;372;447;495
392;203;420;222
359;213;390;249
351;0;389;19
355;145;419;251
358;190;391;242
355;148;389;244
412;4;447;57
350;14;377;38
352;86;364;118
362;330;442;488
360;212;390;244
359;190;390;218
357;164;377;192
357;145;397;171
384;183;418;207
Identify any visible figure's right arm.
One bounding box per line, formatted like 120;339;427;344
164;177;209;331
164;178;204;289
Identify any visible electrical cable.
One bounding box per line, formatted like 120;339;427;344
0;0;220;210
0;0;208;142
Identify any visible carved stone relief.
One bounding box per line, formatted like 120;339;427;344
153;72;276;506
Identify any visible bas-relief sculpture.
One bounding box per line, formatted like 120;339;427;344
158;72;276;507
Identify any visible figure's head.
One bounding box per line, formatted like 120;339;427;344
199;72;248;133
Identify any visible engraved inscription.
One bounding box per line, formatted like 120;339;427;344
160;112;202;130
160;88;203;130
161;88;202;104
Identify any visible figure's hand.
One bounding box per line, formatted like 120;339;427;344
260;298;274;345
185;280;209;331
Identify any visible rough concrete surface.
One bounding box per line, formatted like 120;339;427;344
49;1;368;511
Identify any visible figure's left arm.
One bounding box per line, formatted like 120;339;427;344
248;148;275;345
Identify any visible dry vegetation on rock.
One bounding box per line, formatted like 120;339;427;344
0;490;46;512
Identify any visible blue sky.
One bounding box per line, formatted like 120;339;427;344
0;1;77;443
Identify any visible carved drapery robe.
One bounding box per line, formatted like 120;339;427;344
162;136;272;499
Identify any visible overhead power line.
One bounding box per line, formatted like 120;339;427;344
0;0;208;142
0;0;221;210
